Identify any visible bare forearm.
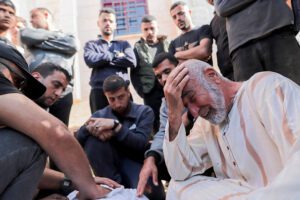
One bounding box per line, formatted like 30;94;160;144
45;131;97;194
39;168;64;190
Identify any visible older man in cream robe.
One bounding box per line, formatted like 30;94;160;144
163;59;300;200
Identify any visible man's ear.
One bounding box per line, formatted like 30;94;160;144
97;18;100;28
204;68;221;84
31;72;42;81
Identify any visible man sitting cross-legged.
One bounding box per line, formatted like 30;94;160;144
77;75;154;189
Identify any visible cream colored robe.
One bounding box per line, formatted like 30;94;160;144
164;72;300;200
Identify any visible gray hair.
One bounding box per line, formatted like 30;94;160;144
182;59;226;88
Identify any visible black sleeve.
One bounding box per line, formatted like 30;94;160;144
198;25;213;41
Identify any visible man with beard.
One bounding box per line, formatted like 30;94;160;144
77;75;154;189
169;1;212;64
84;8;136;113
131;15;169;133
0;0;15;44
163;59;300;199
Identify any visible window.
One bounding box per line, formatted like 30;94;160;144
102;0;148;36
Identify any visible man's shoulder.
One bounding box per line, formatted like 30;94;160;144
248;72;286;85
244;71;297;96
130;102;153;116
132;102;152;111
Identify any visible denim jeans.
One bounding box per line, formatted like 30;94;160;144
0;128;46;200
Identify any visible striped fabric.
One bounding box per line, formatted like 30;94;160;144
164;72;300;199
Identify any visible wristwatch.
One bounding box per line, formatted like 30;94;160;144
60;177;74;195
112;119;120;130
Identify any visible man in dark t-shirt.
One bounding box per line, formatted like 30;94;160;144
169;1;213;64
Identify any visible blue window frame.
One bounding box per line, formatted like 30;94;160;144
102;0;148;36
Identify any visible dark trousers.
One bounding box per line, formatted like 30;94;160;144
0;128;46;200
89;88;108;114
49;92;73;126
231;26;300;85
82;136;142;188
143;84;164;133
82;136;165;199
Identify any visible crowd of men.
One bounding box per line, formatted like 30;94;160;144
1;0;300;199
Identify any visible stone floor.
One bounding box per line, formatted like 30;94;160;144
68;99;91;132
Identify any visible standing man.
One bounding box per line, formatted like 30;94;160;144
77;75;154;189
0;0;15;44
20;7;78;126
214;0;300;84
169;1;212;63
84;8;136;113
131;15;169;133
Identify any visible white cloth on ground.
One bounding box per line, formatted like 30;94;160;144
67;186;149;200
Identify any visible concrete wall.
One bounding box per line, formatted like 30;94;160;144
12;0;214;101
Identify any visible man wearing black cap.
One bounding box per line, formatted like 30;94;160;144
77;75;154;190
0;0;16;44
0;43;113;199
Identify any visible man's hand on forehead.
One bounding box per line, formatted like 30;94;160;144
167;64;189;89
163;64;190;141
164;64;189;114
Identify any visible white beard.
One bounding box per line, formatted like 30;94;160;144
202;82;227;125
